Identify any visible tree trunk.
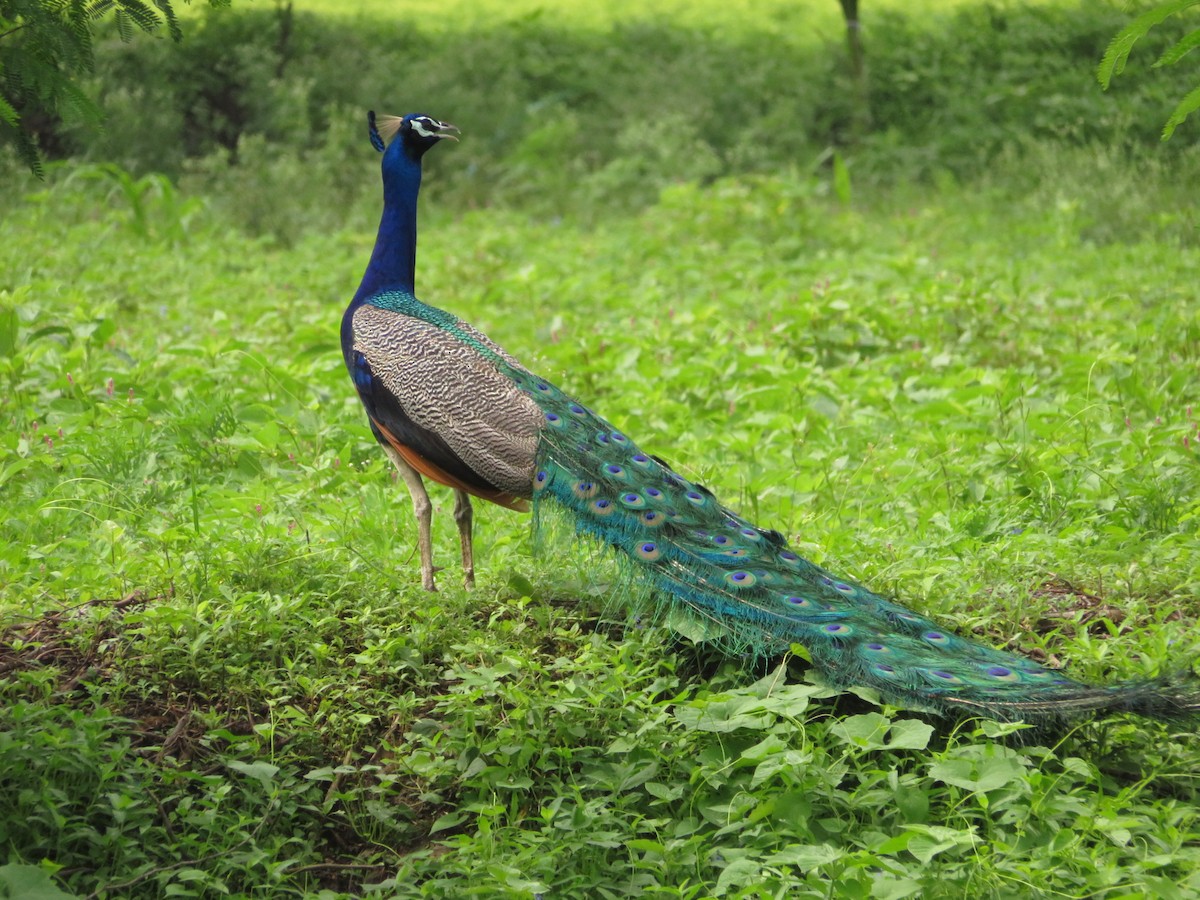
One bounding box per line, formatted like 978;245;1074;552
837;0;870;141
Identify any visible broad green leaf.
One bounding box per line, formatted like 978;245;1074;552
872;877;925;900
713;858;764;896
674;696;774;733
885;719;934;750
226;759;279;784
429;811;467;833
829;712;891;749
929;753;1026;793
766;844;843;868
902;825;978;864
0;864;78;900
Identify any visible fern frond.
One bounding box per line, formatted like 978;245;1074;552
0;0;200;173
52;5;98;76
1;119;44;177
57;76;104;127
1097;0;1200;88
113;0;166;36
154;0;183;42
0;92;18;127
1155;27;1200;68
10;50;69;104
113;10;134;42
83;2;118;22
1162;83;1200;138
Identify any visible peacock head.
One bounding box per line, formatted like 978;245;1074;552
368;111;459;161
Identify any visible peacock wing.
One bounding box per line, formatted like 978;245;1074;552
351;303;543;505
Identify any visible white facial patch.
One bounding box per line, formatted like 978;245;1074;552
410;118;442;138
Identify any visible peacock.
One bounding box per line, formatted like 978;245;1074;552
342;111;1199;724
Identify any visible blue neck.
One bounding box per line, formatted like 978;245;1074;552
354;147;422;301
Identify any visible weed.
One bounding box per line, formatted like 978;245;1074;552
1;3;1199;897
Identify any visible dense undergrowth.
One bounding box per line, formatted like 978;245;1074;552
5;0;1199;241
2;1;1200;898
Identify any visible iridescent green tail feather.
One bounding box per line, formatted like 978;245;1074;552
510;364;1200;724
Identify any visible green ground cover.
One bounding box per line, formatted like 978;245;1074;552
2;1;1199;897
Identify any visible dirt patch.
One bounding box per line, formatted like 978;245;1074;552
0;591;443;892
0;590;166;684
1029;576;1129;636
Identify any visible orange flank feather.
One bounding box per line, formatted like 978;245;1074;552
370;417;530;512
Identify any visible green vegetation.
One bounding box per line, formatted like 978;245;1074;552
1098;0;1200;139
0;0;232;174
2;0;1196;239
2;1;1199;897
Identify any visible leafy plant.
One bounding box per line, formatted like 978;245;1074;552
1097;0;1200;138
0;0;233;175
1;3;1199;896
2;137;1198;896
2;0;1194;223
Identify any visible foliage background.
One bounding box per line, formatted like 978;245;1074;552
1;1;1199;898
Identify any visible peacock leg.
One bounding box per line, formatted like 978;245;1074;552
381;445;438;591
452;489;475;589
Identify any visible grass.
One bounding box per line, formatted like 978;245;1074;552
3;1;1200;896
2;142;1199;897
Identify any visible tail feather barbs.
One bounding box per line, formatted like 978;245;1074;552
515;364;1200;725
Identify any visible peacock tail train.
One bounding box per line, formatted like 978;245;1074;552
517;363;1200;723
345;114;1200;726
355;287;1199;725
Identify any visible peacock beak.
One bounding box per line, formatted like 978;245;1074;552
437;122;460;142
